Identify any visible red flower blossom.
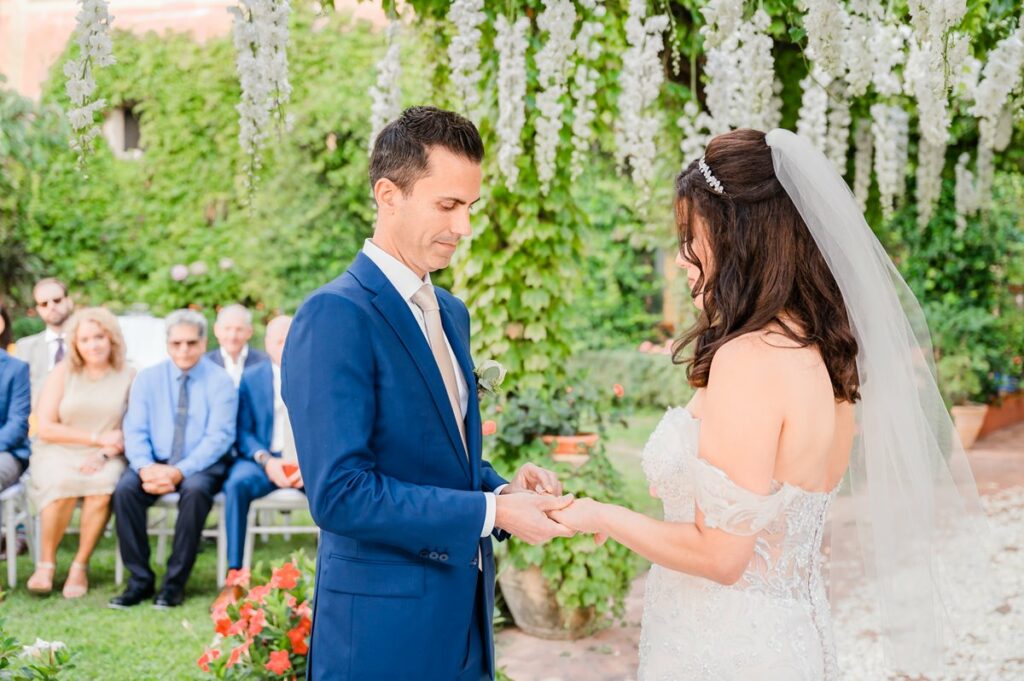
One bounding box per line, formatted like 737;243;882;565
482;420;497;436
296;600;312;620
286;594;297;608
226;638;252;668
226;619;247;637
287;624;309;655
197;648;221;672
264;650;292;675
246;584;272;604
613;383;625;398
270;562;301;590
247;608;267;636
211;604;232;636
225;568;251;588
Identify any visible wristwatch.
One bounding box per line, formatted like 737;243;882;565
254;451;272;467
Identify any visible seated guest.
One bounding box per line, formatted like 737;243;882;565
0;303;30;561
26;308;135;597
0;302;30;491
110;309;237;609
217;316;301;603
15;278;75;408
205;304;267;387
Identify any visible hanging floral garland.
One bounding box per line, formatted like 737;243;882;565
494;15;529;189
447;0;486;111
368;19;403;153
569;0;605;182
64;0;116;166
534;0;578;193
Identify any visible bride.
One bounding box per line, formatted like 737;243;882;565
551;128;989;679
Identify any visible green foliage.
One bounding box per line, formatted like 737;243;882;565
0;618;75;680
570;348;695;410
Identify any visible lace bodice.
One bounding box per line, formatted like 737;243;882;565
638;406;838;680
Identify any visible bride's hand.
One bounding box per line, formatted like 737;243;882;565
547;497;605;536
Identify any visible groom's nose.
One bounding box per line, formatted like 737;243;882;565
451;213;472;238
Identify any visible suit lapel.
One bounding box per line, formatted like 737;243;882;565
353;256;471;481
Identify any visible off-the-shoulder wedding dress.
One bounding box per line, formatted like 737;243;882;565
639;407;838;681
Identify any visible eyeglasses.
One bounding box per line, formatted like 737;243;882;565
169;339;202;349
35;296;65;309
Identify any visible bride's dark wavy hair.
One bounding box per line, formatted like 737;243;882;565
672;128;861;403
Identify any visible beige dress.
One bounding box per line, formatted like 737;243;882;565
28;367;133;510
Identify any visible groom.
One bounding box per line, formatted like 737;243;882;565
282;106;575;681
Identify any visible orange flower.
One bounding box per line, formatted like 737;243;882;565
226;638;252;668
296;600;313;620
287;625;309;655
247;608;267;636
286;594;297;608
197;648;221;672
226;619;247;637
265;650;292;675
225;568;251;588
246;584;272;604
613;383;625;398
482;420;497;436
270;562;301;590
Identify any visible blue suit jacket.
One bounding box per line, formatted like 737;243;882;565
205;346;269;372
282;253;507;681
0;350;31;462
237;362;274;459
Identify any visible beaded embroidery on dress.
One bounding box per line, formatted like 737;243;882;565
638;407;838;680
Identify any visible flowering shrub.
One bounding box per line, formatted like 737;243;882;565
198;552;314;680
0;617;74;680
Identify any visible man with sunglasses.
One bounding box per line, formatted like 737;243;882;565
110;309;237;609
14;278;75;408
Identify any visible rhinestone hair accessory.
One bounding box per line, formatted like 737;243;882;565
698;157;725;195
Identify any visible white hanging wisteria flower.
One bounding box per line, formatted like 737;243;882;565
825;87;851;173
870;103;910;219
570;5;605;181
699;0;744;50
494;15;529;189
677;100;720;166
905;36;951;146
614;0;669;194
800;0;846;79
852;118;873;211
915;138;946;228
368;19;403;153
64;0;116;163
534;0;578;193
797;67;830;154
907;0;967;49
841;11;874;97
447;0;486;111
954;150;978;230
229;0;292;182
869;22;907;97
971;19;1024;151
703;10;779;132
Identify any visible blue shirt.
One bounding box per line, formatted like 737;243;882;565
124;356;237;477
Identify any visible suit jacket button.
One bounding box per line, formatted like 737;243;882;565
439;553;449;562
420;550;429;558
429;551;439;560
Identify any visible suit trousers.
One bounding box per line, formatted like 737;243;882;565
113;459;229;592
222;458;281;570
456;569;490;681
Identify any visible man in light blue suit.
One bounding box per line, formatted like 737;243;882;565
282;107;575;681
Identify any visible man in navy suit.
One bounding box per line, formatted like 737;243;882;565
282;107;575;681
205;305;268;387
0;302;31;494
217;315;300;603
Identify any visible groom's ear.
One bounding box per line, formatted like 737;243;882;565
373;177;401;213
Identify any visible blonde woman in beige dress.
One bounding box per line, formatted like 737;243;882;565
26;308;134;598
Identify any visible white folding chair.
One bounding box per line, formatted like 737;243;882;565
242;489;318;570
1;482;37;588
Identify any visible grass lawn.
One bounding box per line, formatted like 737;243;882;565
0;408;664;678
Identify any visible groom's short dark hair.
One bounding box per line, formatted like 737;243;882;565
369;106;484;195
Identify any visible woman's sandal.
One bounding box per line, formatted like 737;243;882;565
62;561;89;599
26;562;56;595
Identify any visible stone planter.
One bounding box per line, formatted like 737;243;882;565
541;433;599;467
497;565;597;640
951;404;989;449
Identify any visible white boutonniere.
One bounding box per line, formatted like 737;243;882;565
474;359;507;398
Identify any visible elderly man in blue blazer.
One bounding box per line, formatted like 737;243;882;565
216;315;300;603
282;107;576;681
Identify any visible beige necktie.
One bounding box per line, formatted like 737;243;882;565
411;284;467;455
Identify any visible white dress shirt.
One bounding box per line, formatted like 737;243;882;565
269;363;296;460
362;240;500;538
220;344;249;387
45;328;65;369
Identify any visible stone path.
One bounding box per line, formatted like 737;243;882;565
494;422;1024;681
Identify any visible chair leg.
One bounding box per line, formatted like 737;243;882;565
243;507;256;571
156;507;168;565
282;510;293;541
216;506;226;587
259;509;270;543
114;535;123;586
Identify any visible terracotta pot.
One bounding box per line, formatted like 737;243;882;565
951;404;989;449
497;565;597;640
541;433;599;467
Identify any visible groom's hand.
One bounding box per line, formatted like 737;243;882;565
506;462;563;496
495;493;576;545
